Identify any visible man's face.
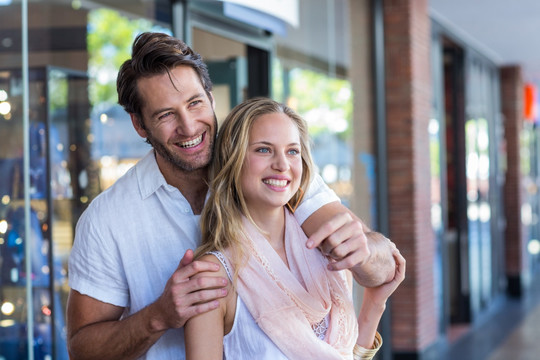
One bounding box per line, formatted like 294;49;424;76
133;66;217;174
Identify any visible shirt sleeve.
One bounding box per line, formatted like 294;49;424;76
294;173;340;225
68;205;129;307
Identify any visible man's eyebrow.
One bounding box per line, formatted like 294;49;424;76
149;93;206;118
186;93;205;104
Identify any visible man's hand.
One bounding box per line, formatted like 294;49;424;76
306;211;371;271
363;245;406;305
302;202;397;288
150;249;229;331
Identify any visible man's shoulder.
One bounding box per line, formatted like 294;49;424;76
91;167;138;202
80;162;146;221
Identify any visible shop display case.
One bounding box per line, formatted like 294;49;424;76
0;66;95;360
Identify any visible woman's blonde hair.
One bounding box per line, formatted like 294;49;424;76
197;97;314;276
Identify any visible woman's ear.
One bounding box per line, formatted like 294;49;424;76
130;113;148;139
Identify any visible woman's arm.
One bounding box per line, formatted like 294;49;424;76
355;246;405;351
185;255;232;360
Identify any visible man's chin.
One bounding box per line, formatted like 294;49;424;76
151;140;212;172
170;154;212;173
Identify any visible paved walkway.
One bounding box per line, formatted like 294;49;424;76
489;302;540;360
441;270;540;360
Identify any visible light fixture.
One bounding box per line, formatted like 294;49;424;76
1;301;15;316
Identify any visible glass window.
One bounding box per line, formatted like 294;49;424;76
273;0;363;211
0;2;171;359
465;59;499;313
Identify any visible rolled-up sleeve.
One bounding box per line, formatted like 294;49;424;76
294;174;340;225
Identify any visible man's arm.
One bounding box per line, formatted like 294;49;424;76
67;291;162;360
67;250;228;360
301;201;396;287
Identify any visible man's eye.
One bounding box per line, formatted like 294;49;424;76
158;112;173;120
190;100;202;107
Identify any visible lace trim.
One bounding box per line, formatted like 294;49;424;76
207;251;232;281
312;316;329;340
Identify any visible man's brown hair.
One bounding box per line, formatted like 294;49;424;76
117;32;213;117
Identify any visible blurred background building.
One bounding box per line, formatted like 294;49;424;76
0;0;539;359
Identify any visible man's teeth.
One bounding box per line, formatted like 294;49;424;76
179;134;203;148
263;179;288;187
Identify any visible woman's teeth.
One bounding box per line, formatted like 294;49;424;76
263;179;288;187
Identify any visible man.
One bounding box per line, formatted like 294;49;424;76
67;32;397;359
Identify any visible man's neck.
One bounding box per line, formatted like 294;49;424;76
155;155;209;215
173;170;209;215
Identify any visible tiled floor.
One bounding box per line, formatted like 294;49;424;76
441;271;540;360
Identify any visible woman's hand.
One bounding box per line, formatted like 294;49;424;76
355;245;405;349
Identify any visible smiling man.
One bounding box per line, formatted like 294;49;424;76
66;32;398;360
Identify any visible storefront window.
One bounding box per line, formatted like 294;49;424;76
522;122;540;271
273;0;357;208
0;2;171;358
465;59;501;313
285;66;353;205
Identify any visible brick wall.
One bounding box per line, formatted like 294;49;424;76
500;66;527;295
383;0;439;354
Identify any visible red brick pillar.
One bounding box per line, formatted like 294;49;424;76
500;66;528;297
383;0;438;356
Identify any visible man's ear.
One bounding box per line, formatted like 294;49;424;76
130;113;148;138
209;92;216;110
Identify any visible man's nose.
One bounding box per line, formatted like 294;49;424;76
175;110;198;135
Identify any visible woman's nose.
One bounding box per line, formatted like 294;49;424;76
272;152;289;171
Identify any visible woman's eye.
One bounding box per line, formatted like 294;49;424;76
256;147;270;153
288;149;300;155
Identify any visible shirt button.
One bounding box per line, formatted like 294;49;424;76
184;208;190;213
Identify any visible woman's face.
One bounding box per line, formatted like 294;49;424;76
240;112;303;217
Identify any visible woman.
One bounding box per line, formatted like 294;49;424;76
185;97;405;359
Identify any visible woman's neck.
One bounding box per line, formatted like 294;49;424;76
249;206;288;267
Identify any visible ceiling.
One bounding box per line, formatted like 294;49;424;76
430;0;540;84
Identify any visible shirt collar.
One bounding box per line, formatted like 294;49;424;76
135;150;211;208
136;150;168;199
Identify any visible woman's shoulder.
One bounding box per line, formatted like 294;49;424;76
192;253;230;280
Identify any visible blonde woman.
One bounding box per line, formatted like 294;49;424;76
185;97;405;359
